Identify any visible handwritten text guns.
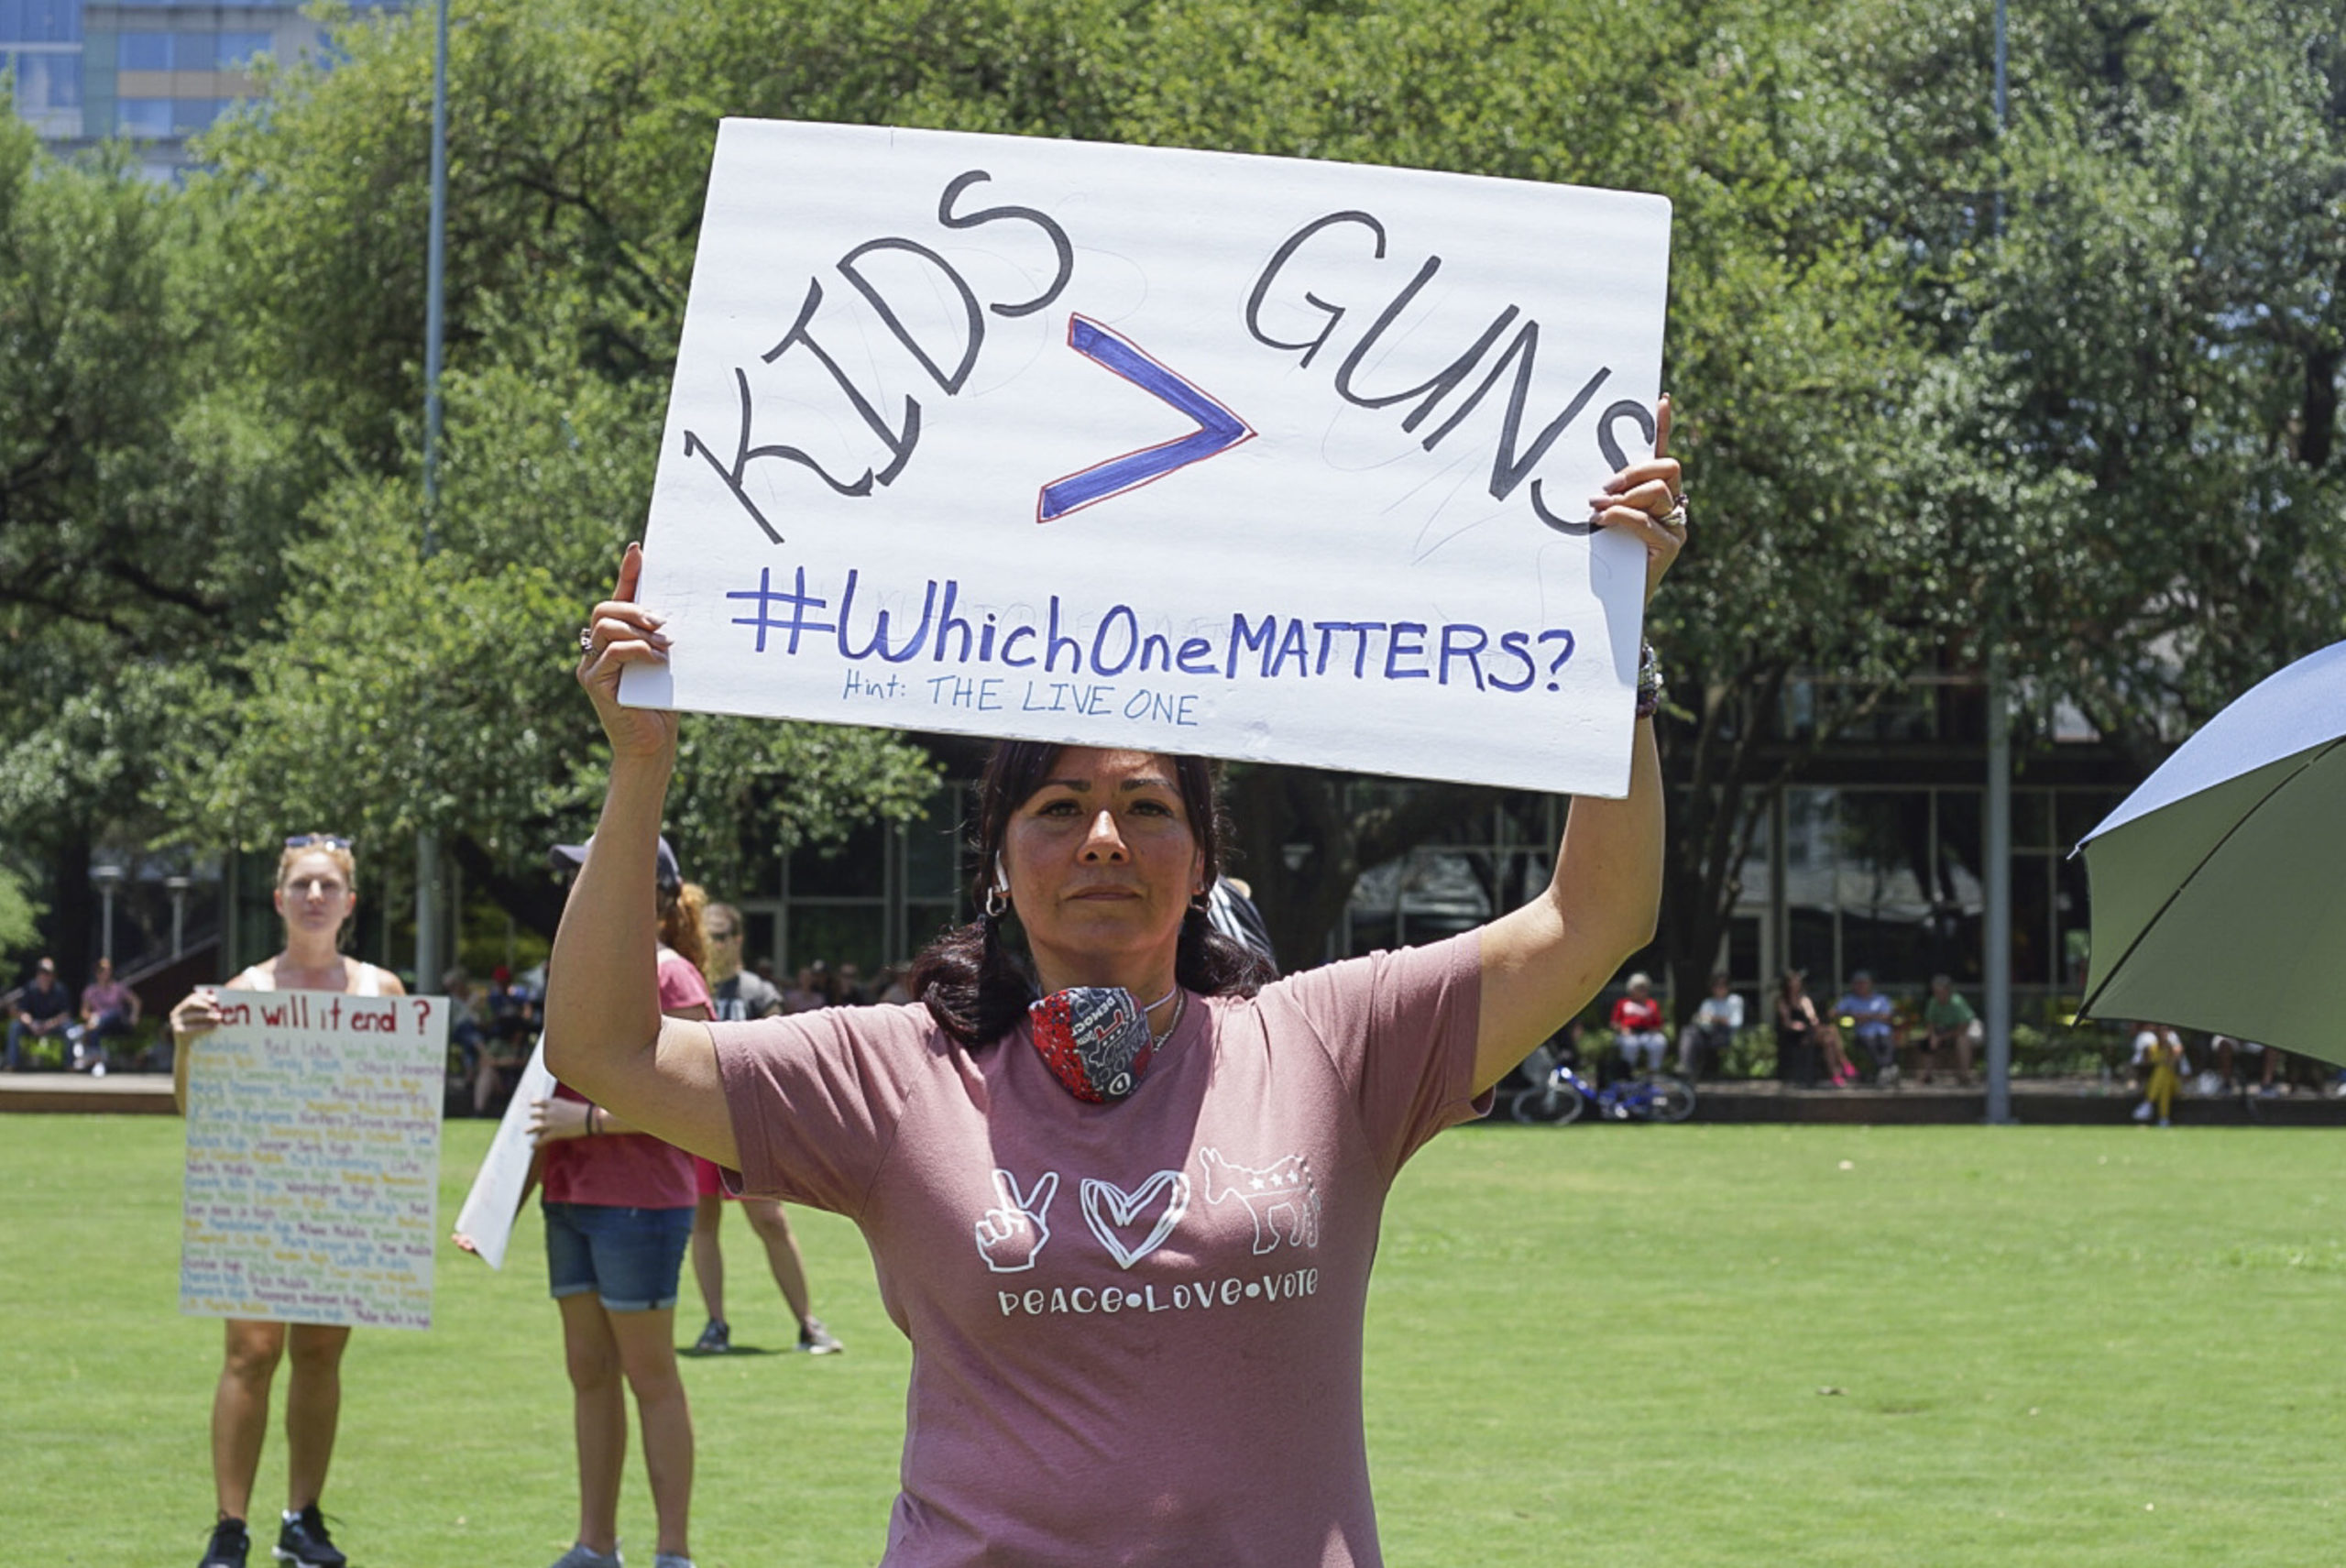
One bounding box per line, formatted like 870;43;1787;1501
683;169;1648;541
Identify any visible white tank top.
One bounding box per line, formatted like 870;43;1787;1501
236;958;391;995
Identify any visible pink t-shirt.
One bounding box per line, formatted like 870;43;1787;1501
713;932;1485;1568
543;949;709;1209
81;980;133;1016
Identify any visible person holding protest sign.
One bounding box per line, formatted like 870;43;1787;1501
523;839;710;1568
551;402;1683;1565
169;835;405;1568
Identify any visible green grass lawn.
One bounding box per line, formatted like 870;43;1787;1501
5;1116;2341;1566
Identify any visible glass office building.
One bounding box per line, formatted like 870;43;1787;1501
2;0;82;138
4;0;400;177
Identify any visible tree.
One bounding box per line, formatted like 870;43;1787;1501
29;0;2324;993
175;0;2022;981
1957;1;2346;733
0;113;295;980
0;861;43;969
163;360;941;935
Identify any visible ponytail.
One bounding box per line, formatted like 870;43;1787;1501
661;881;709;974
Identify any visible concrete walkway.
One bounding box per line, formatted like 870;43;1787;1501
10;1070;2344;1126
1692;1076;2346;1126
0;1072;178;1115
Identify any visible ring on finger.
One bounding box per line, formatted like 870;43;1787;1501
577;626;595;655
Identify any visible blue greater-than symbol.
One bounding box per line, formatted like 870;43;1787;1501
1036;315;1255;523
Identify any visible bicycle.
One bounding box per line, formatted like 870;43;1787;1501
1512;1062;1696;1124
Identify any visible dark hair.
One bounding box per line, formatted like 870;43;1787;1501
910;742;1273;1047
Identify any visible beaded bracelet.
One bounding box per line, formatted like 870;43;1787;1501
1634;639;1665;721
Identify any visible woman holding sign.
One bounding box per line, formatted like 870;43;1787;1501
170;835;405;1568
552;405;1683;1564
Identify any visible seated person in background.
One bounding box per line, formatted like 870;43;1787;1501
6;957;75;1071
75;955;142;1073
2211;1035;2279;1096
1833;970;1898;1085
1816;1014;1858;1089
473;964;539;1117
1676;971;1741;1080
2132;1022;2187;1125
1919;974;1980;1085
1610;972;1668;1077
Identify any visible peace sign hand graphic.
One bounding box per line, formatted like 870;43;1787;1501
975;1168;1059;1273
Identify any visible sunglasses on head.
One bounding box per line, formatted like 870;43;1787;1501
285;834;353;850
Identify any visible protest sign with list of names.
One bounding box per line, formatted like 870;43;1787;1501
625;119;1672;796
181;993;447;1330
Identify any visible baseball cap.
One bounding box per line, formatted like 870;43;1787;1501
551;835;681;890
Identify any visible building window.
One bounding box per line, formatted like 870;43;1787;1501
12;49;81;110
119;31;172;70
174;97;221;135
117;97;172;136
214;30;274;68
0;0;82;44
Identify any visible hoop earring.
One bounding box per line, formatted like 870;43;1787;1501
983;883;1008;919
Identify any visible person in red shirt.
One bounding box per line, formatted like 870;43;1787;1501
1610;972;1668;1076
530;838;710;1568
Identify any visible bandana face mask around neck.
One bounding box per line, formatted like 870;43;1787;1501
1029;984;1178;1102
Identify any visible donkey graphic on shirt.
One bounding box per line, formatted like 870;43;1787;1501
1198;1146;1321;1255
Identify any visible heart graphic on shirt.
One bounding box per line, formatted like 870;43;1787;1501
1080;1171;1190;1269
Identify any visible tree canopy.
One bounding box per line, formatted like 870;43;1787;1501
4;0;2339;993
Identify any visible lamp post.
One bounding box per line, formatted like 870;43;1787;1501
416;0;452;991
167;875;192;959
93;863;125;966
1981;0;2016;1126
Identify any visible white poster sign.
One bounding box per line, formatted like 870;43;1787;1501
628;119;1672;795
181;994;448;1329
452;1039;556;1271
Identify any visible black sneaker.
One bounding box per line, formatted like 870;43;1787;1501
693;1318;731;1354
797;1316;843;1355
199;1519;250;1568
275;1505;346;1568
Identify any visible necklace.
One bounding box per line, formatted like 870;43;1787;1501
1149;989;1187;1047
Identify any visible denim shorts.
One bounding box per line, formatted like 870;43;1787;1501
542;1201;695;1312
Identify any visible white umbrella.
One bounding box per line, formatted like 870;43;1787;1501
2076;640;2346;1066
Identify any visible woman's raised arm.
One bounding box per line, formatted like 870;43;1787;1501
1473;398;1682;1091
544;543;740;1168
